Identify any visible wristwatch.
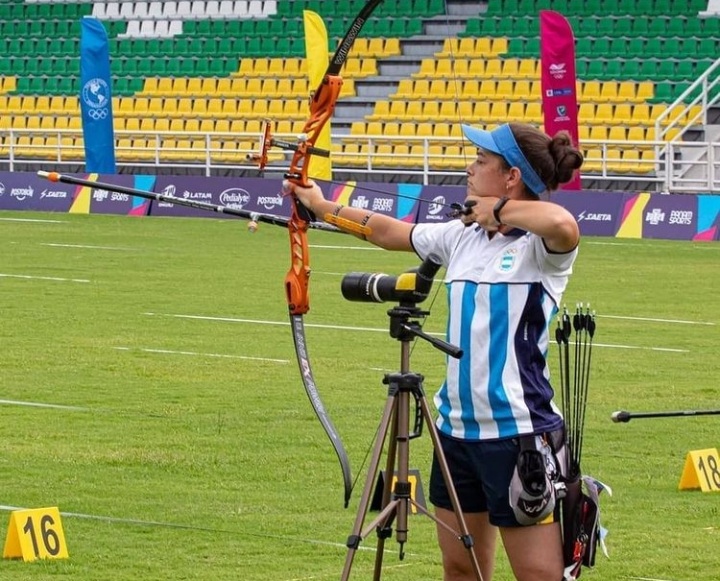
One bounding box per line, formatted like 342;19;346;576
493;196;509;225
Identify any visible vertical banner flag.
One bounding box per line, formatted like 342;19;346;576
540;10;581;190
303;10;332;180
80;17;116;173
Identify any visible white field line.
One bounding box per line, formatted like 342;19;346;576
0;273;90;283
0;399;89;411
310;244;381;251
627;577;684;581
0;217;65;223
586;240;720;251
144;313;690;353
0;505;377;552
597;314;715;326
42;243;134;251
113;346;289;363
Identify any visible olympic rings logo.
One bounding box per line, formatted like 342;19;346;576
87;108;109;120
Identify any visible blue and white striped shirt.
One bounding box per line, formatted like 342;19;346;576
411;220;577;441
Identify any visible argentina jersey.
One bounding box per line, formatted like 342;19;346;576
411;220;578;440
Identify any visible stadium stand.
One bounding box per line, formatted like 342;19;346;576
0;0;718;190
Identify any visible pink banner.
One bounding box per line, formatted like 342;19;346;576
540;10;581;190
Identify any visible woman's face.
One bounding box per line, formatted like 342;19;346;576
465;148;510;199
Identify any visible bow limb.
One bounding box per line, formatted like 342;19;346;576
283;0;385;508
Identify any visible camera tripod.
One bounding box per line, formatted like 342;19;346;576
340;303;484;581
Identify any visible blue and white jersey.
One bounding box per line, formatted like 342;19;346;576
411;220;578;441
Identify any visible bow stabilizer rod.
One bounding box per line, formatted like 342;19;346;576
37;171;340;232
611;409;720;422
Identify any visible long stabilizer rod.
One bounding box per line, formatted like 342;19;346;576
611;409;720;423
37;171;340;232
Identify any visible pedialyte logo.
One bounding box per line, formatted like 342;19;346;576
498;248;518;272
82;78;111;120
219;188;250;209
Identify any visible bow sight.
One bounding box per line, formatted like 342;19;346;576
341;254;442;305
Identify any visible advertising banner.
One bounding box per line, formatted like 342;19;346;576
0;172;75;212
149;176;289;219
415;185;465;224
540;10;581;190
80;18;116;173
552;191;624;237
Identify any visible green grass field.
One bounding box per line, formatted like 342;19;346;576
1;210;718;581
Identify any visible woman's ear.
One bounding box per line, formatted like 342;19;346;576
506;166;523;191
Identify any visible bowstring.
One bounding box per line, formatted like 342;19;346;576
407;0;471;359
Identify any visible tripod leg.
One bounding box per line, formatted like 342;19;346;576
340;393;397;581
372;398;400;580
418;396;485;581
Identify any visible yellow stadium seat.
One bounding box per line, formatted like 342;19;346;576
636;82;654;101
491;38;507;54
484;59;502;78
580;81;601;102
629;103;650;126
589;126;608;141
384;38;401;56
438;101;457;121
627;126;647;144
187;78;204;95
405;101;423;120
512;80;532;100
618;81;637;102
608;126;626;142
474;102;491;122
428;80;447;97
502;59;520;78
246;78;263;96
388;100;407;119
495;80;515;100
517;59;538;79
392;79;414;99
612;104;633;125
594;104;614;124
268;58;284;76
583;149;602;172
457;101;474;121
524;102;542;124
487;102;508;122
475;38;494;56
477;80;495;98
172;78;188;93
423;101;441;120
598;81;618;102
507;102;525;121
368;101;390;121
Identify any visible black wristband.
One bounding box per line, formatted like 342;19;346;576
493;196;509;225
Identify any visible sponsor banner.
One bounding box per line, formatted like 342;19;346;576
638;193;698;240
80;18;116;173
540;10;581;190
415;185;465;224
86;174;153;216
0;171;75;212
552;191;623;237
150;176;289;218
328;181;415;220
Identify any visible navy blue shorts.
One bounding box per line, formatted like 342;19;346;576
429;431;521;527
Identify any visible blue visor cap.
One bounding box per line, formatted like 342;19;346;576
462;123;546;196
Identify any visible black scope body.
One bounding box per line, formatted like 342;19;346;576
341;254;443;304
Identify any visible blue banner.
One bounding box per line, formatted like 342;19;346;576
80;18;116;173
